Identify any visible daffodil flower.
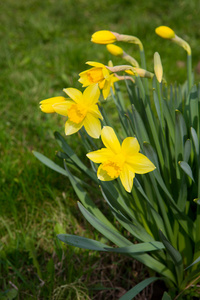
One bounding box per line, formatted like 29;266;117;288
87;126;156;192
40;84;103;139
78;61;119;99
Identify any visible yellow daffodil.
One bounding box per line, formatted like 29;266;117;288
78;61;119;99
91;30;117;44
87;126;156;192
40;84;103;139
40;96;67;113
155;26;175;39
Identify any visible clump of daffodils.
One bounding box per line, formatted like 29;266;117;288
37;26;200;300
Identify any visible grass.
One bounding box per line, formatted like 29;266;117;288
1;0;200;298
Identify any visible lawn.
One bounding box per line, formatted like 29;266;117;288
1;0;200;299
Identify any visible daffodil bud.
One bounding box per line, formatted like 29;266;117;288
155;26;175;39
154;52;163;83
106;44;139;67
91;30;117;44
155;26;191;55
106;44;123;57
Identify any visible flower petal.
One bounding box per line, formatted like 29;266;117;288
120;164;135;193
39;96;66;105
53;101;73;116
97;164;114;181
63;88;83;103
122;137;140;156
83;84;100;106
102;80;111;99
65;120;83;136
86;61;105;68
86;148;113;163
127;153;156;174
78;71;91;87
83;113;102;139
88;104;103;120
101;126;121;154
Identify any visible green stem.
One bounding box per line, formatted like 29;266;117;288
157;80;165;132
140;49;149;96
187;54;192;92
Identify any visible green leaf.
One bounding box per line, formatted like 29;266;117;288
183;139;191;162
144;143;195;241
185;255;200;270
175;110;187;178
162;291;172;300
63;162;117;232
57;234;164;253
33;151;88;187
189;85;198;129
131;104;150;146
193;198;200;205
105;241;165;253
57;234;112;251
0;289;18;300
54;131;98;183
78;204;176;282
191;127;199;156
111;209;155;243
159;230;183;285
33;151;68;177
100;181;156;242
178;161;194;182
159;230;182;265
153;88;161;123
78;202;133;247
119;277;158;300
163;99;175;146
133;178;167;237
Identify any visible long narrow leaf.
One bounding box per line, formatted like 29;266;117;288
162;292;172;300
159;230;183;286
57;234;164;253
79;203;176;282
54;131;98;183
33;151;68;177
179;161;194;182
78;202;133;247
119;277;158;300
63;162;117;231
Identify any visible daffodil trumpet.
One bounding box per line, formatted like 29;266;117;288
78;61;119;99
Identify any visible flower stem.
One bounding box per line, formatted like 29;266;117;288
187;54;192;92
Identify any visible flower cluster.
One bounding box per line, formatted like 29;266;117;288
39;29;161;192
38;26;200;298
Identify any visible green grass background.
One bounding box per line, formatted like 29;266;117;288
1;0;200;299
